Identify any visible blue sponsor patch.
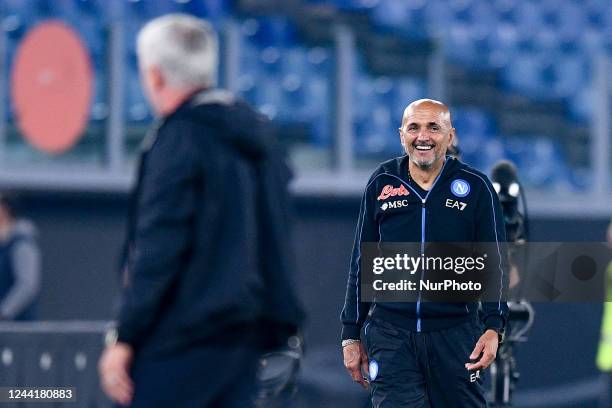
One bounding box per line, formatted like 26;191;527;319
451;179;470;197
369;360;379;381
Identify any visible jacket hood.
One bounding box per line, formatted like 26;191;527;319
178;89;273;159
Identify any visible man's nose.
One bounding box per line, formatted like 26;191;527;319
416;130;429;141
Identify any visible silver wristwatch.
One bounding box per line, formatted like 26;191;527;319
342;339;360;348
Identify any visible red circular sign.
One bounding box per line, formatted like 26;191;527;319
11;20;93;154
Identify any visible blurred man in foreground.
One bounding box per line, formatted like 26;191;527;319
99;14;303;407
596;219;612;408
0;193;41;321
341;99;508;407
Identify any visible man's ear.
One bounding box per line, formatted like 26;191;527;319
148;66;165;92
448;127;456;147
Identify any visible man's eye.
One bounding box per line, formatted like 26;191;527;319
430;126;440;132
407;126;418;132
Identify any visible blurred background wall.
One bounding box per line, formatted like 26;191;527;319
0;0;610;407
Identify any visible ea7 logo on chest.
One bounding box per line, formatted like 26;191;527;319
446;199;467;211
377;184;409;201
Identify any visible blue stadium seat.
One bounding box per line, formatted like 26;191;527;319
354;105;400;156
3;0;43;23
353;65;429;156
443;24;482;66
333;0;381;12
556;3;586;44
501;136;577;191
353;64;390;155
242;16;297;48
125;64;151;123
287;47;332;146
501;53;552;100
239;26;334;147
370;0;427;39
480;138;506;173
459;132;488;169
513;1;544;39
124;0;230;22
568;167;592;191
486;22;520;67
389;77;427;121
178;0;231;22
550;53;588;98
467;1;497;27
452;107;497;137
567;87;593;123
90;70;109;123
423;0;454;29
280;48;331;116
453;106;500;172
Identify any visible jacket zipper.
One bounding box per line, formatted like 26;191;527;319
416;198;426;332
384;159;449;332
414;160;448;332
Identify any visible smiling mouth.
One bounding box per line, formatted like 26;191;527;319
414;145;434;151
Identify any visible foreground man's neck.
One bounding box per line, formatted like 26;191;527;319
159;86;207;117
408;157;446;191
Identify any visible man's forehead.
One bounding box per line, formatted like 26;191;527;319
403;107;450;124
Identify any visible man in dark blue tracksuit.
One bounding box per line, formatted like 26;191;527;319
341;99;508;407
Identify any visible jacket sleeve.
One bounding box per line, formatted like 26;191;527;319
341;175;380;340
117;120;196;346
475;176;509;332
1;239;41;319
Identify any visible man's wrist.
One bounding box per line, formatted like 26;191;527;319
342;339;360;348
485;328;505;344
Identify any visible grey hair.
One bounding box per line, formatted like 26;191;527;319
137;14;218;89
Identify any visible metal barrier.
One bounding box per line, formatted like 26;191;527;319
0;321;111;408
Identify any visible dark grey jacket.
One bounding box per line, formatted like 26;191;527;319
117;89;304;356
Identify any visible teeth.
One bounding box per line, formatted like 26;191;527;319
415;145;433;150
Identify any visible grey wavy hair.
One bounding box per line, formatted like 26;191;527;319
137;13;218;89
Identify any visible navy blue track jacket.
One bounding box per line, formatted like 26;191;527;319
341;155;509;340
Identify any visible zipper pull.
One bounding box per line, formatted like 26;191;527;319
421;199;426;206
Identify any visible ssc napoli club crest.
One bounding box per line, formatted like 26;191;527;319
450;179;470;198
369;360;379;381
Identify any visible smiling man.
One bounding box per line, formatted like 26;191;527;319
341;99;509;407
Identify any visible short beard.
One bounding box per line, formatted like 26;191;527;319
409;153;440;170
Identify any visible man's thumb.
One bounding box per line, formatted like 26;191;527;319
360;349;369;374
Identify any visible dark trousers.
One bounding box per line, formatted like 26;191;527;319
364;318;487;408
600;372;612;408
125;344;261;408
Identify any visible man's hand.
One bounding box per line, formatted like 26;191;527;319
98;342;135;406
343;341;370;389
465;329;499;371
